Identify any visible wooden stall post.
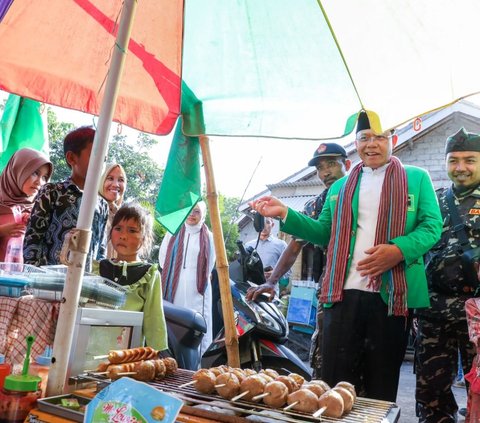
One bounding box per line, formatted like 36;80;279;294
199;135;240;368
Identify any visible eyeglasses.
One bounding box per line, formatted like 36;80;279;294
356;134;391;143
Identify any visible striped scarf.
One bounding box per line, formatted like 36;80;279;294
161;223;211;302
320;156;409;316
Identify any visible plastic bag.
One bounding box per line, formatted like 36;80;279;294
84;377;183;422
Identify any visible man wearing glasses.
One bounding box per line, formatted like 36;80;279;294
249;111;442;402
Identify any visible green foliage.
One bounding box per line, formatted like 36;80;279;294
47;108;75;181
105;132;164;205
205;194;241;262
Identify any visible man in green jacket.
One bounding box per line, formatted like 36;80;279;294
250;111;442;402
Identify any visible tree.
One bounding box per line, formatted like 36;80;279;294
205;193;241;262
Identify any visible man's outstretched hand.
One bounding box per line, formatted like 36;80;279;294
246;282;277;302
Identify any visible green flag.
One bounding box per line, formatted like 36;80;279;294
155;117;202;234
0;94;48;172
155;82;205;234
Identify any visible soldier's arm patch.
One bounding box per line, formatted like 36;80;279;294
469;208;480;215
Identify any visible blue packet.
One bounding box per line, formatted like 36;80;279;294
84;377;183;422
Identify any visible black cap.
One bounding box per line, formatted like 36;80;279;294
445;127;480;155
308;143;347;166
356;111;370;133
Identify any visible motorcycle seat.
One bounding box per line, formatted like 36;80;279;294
163;300;207;333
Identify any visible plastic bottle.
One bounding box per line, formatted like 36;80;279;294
29;346;52;398
4;206;24;265
0;354;11;389
0;336;41;423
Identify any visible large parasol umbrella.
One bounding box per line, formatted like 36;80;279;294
1;0;480;395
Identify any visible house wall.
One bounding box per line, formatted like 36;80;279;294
394;112;480;188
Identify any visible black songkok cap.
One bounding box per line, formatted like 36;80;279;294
445;127;480;155
356;111;371;133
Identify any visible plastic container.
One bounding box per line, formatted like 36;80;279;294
29;346;52;398
0;335;41;422
4;206;25;265
0;354;11;389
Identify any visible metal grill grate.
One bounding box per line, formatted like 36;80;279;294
147;369;400;422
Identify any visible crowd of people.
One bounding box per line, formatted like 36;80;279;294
1;111;480;422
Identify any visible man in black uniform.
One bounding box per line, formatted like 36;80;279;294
415;128;480;423
246;142;350;376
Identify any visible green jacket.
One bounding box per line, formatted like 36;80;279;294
282;165;443;309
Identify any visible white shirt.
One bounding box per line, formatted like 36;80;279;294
343;164;389;291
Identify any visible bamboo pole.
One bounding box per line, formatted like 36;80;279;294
46;0;138;395
199;135;240;368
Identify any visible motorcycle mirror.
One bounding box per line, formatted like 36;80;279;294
253;212;265;233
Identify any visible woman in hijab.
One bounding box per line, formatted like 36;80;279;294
0;148;53;262
159;201;216;356
99;163;127;258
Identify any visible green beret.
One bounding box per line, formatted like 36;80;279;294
445;127;480;155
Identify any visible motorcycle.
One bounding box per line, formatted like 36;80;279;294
201;213;312;379
163;300;207;370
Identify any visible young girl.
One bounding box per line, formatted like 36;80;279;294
97;203;168;351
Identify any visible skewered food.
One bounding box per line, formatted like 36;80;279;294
243;368;257;376
263;381;288;408
303;382;326;397
153;359;167;379
260;369;280;379
162;357;178;375
335;381;356;401
275;375;299;393
209;367;224;377
107;347;157;363
332;386;354;413
286;388;319;413
231;368;246;382
317;390;345;418
309;379;331;392
105;358;170;381
257;373;274;383
133;360;156;381
192;369;217;394
288;373;305;386
239;375;267;401
215;373;240;400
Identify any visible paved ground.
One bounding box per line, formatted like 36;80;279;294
396;356;468;422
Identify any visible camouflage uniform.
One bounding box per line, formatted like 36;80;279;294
415;185;480;423
303;189;328;378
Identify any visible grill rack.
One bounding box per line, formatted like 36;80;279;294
76;369;399;422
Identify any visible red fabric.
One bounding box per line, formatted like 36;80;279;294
0;296;59;368
0;0;183;135
321;156;408;316
465;298;480;421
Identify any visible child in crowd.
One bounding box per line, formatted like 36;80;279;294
0;148;53;262
97;202;168;351
23;126;108;271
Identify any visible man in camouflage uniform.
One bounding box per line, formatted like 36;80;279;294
246;142;350;377
415;128;480;423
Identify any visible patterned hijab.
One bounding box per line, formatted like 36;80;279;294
0;148;52;213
